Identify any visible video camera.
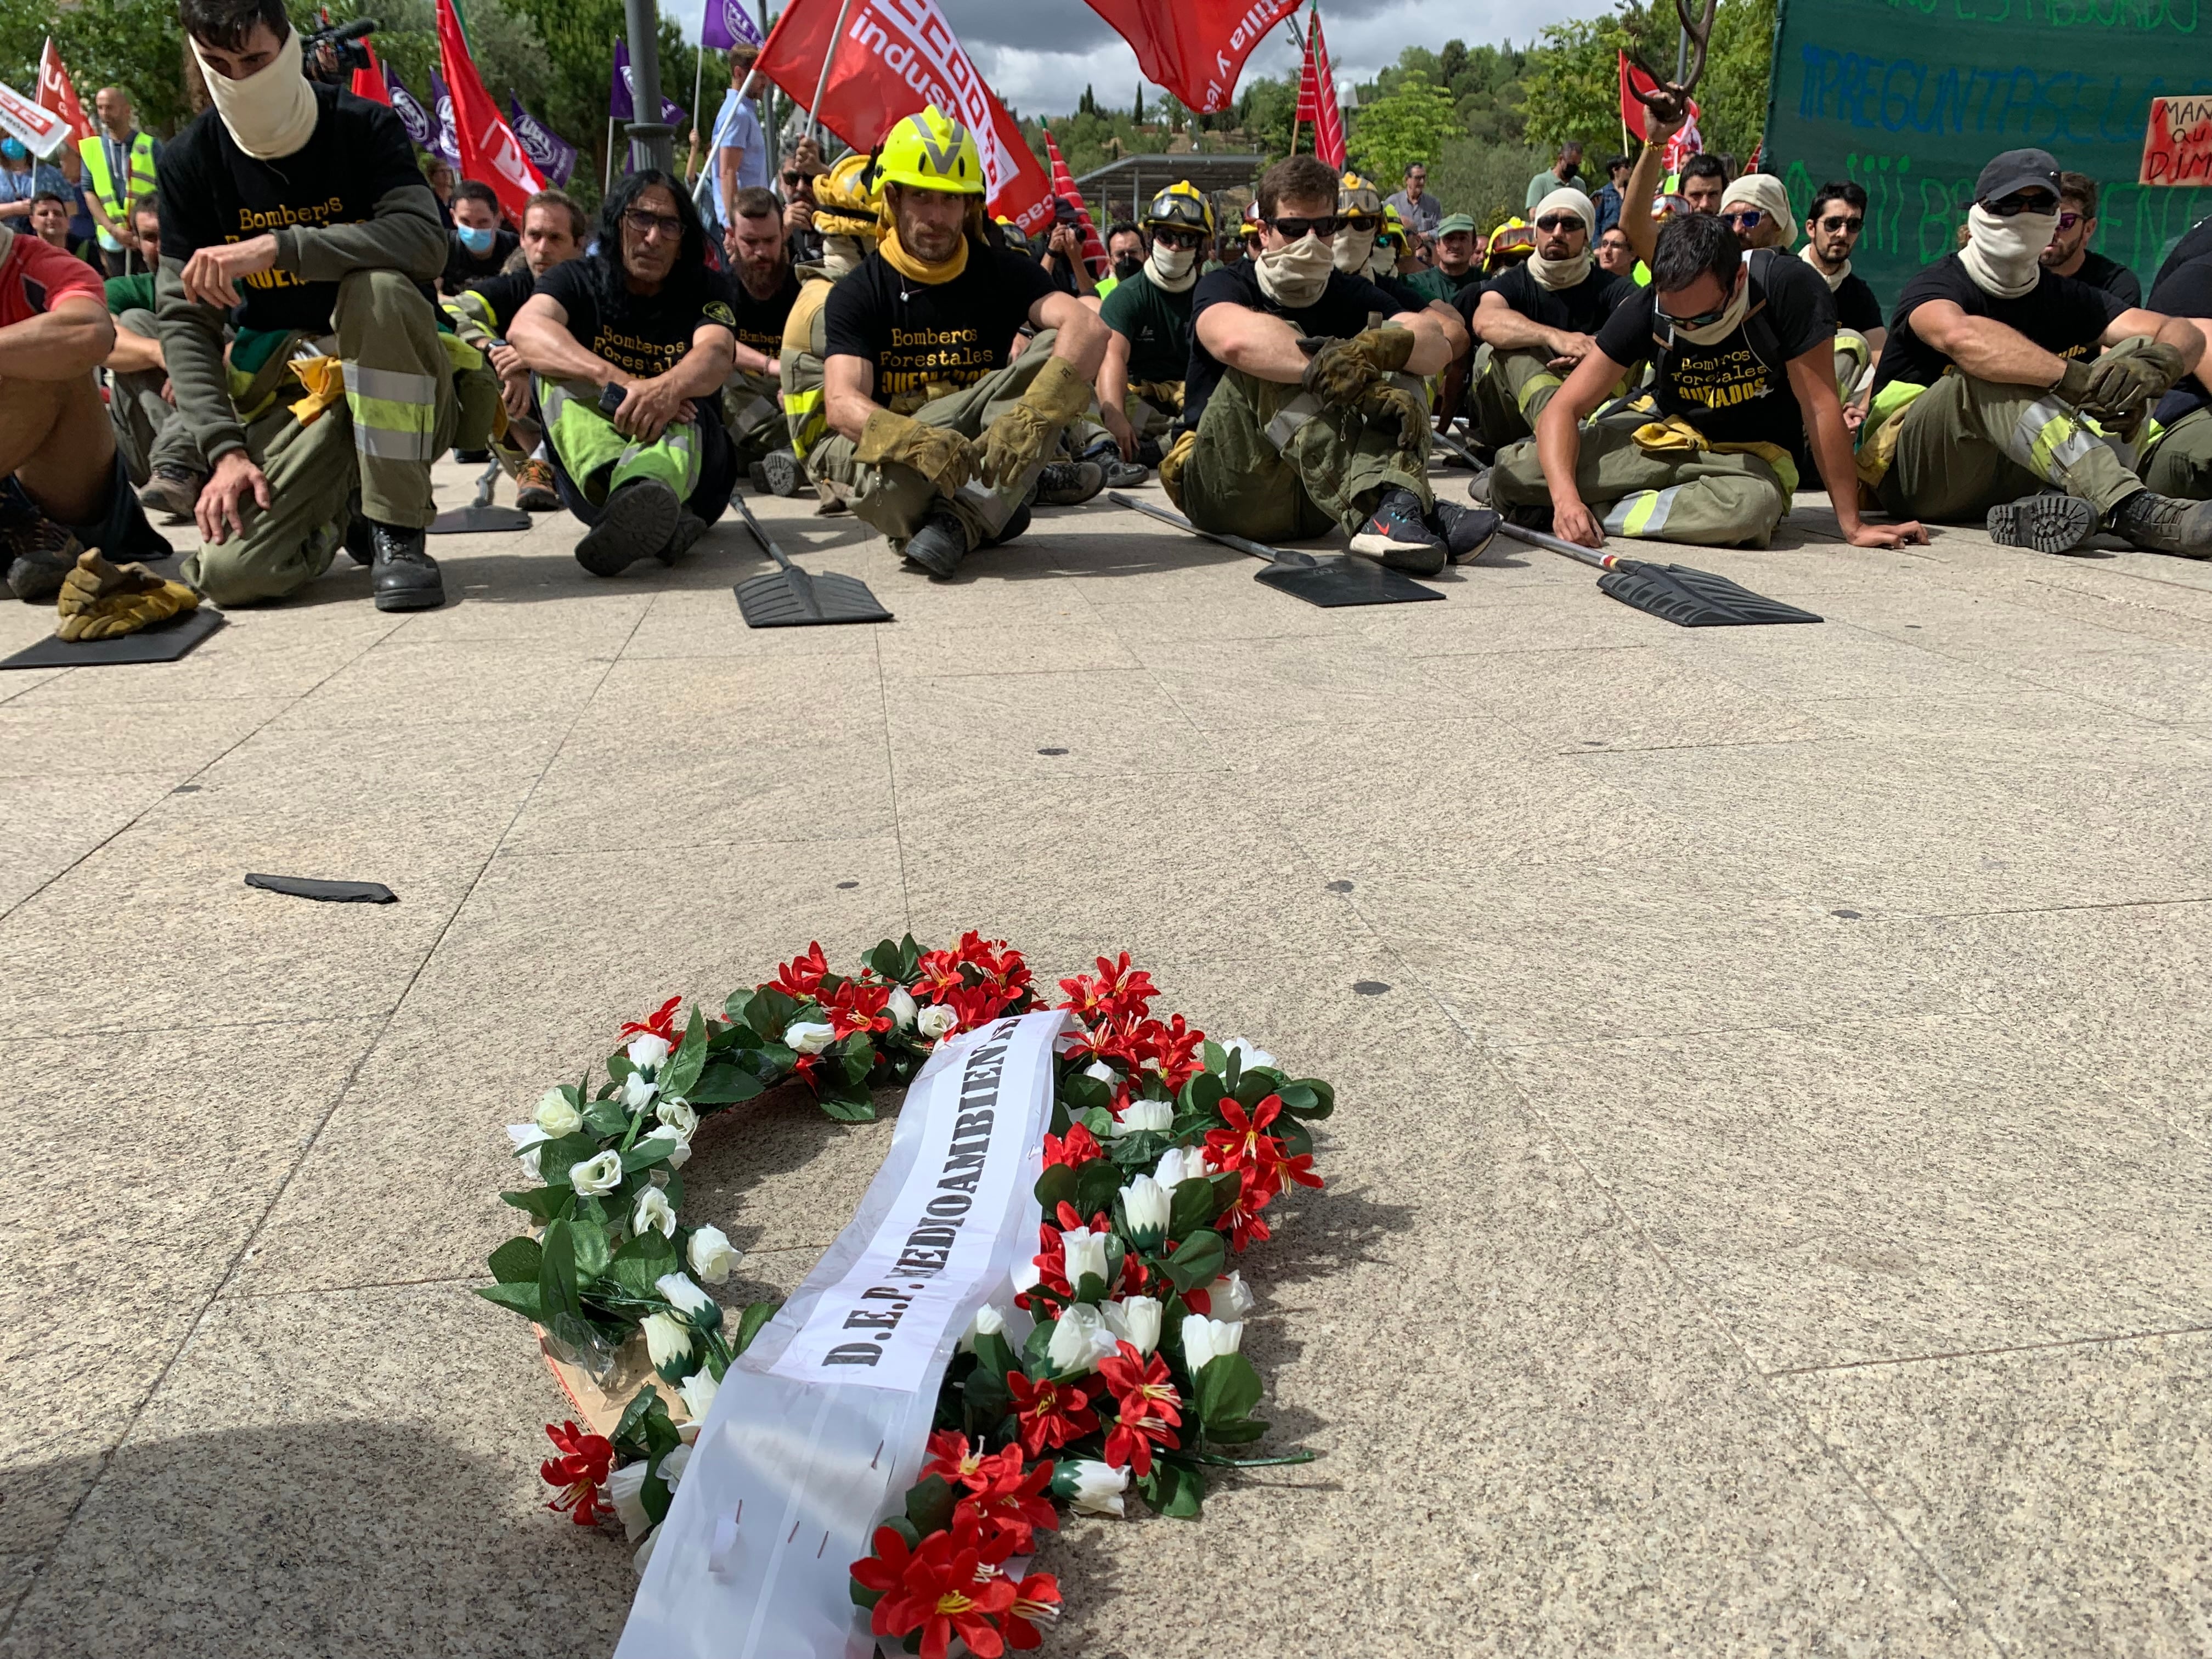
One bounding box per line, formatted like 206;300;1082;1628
302;15;377;83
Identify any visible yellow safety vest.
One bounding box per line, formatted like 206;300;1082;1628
80;132;157;251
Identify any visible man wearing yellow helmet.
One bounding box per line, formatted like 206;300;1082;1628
1171;154;1493;573
766;151;880;496
1093;180;1210;467
720;185;805;488
817;105;1109;576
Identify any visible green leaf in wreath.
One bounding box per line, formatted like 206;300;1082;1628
1075;1156;1121;1220
613;1383;669;1457
569;1218;612;1285
1199;1039;1228;1076
1060;1070;1110;1116
1033;1162;1077;1214
1159;1229;1226;1292
659;1005;710;1102
815;1084;877;1123
538;1219;583;1324
606;1231;679;1297
1195;1351;1264;1430
582;1097;630;1137
903;1474;956;1537
1231;1068;1275;1109
1137;1459;1207;1518
500;1186;574;1224
1202;1417;1270;1444
961;1363;1011;1435
970;1329;1017;1382
691;1061;766;1105
1182;1070;1226;1118
733;1300;779;1353
1167;1177;1219;1240
475;1281;544;1319
865;938;904;979
487;1236;545;1284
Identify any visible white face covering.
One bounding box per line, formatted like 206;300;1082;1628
1528;187;1598;291
1145;241;1198;293
1368;242;1396;280
1801;241;1848;291
190;29;320;161
1333;225;1376;275
1256;231;1334;309
1959;202;2057;299
1664;267;1751;347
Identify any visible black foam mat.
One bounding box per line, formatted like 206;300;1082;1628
0;606;224;669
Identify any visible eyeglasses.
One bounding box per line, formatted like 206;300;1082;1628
1152;227;1204;250
622;208;684;240
1657;291;1736;331
1722;208;1765;229
1265;214;1342;239
1987;190;2057;217
1533;213;1584;233
1817;214;1864;233
2056;211;2084;230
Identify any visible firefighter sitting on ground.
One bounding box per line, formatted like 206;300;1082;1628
1092;182;1211;471
774;152;880;501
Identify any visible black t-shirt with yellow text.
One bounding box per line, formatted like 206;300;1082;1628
534;258;739;408
1872;255;2123;395
158;85;427;335
729;263;803;364
822;242;1057;403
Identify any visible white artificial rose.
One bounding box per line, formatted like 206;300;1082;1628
621;1070;659;1111
916;1004;958;1040
605;1460;652;1539
1102;1294;1163;1356
637;1126;691;1170
785;1020;835;1054
887;985;919;1029
506;1124;549;1182
627;1033;673;1073
676;1368;719;1423
1220;1036;1277;1071
687;1224;742;1284
533;1090;582;1138
659;1442;693;1487
656;1098;699;1138
655;1272;716;1318
1082;1060;1120;1090
1046;1302;1120;1373
1119;1175;1172;1243
1182;1314;1245;1371
1060;1226;1109;1291
957;1302;1007;1353
1110;1098;1172;1138
569;1150;622;1196
1065;1459;1130;1516
641;1311;695;1370
1153;1145;1215;1189
633;1187;678;1238
1205;1271;1256;1318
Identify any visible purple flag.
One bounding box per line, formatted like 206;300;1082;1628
508;98;577;187
386;69;449;163
699;0;764;50
610;39;687;128
426;69;462;168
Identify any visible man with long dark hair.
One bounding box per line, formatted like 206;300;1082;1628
507;169;739;573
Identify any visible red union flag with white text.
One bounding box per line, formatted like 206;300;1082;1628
1082;0;1300;114
35;41;95;143
756;0;1054;234
436;0;543;221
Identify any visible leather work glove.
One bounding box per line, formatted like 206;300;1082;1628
855;407;981;495
2076;341;2189;422
1361;379;1431;462
54;550;201;642
978;356;1094;488
1301;325;1417;409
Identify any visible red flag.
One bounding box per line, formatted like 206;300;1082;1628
1293;8;1344;169
1080;0;1300;115
1617;51;1700;147
1041;127;1107;275
352;43;393;107
754;0;1055;235
436;0;543;219
35;40;95;144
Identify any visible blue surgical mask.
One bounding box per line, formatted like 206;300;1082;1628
457;224;496;256
1;139;25;163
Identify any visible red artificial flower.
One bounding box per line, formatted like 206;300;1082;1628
1205;1094;1321;1193
1097;1341;1183;1477
1217;1168;1276;1252
1041;1121;1102;1170
618;995;682;1046
923;1430;1025;1497
865;1525;1018;1659
822;974;894;1039
1142;1012;1206;1090
1006;1370;1098;1457
772;941;830;997
955;1456;1059;1553
1002;1573;1063;1651
539;1420;613;1526
1015;1201;1113;1312
1056;952;1158;1023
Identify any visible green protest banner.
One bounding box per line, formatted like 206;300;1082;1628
1762;0;2212;303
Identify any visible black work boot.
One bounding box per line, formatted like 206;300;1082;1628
369;523;445;610
2108;489;2212;559
575;478;681;576
902;510;972;577
1035;460;1105;506
1986;492;2099;554
1079;438;1147;489
753;449;804;496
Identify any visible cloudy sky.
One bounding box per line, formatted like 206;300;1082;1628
666;0;1617;117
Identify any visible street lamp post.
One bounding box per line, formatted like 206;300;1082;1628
623;0;674;174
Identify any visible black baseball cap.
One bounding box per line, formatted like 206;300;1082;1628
1975;149;2061;205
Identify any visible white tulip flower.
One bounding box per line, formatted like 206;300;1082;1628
1220;1036;1277;1071
916;1004;958;1040
1204;1271;1257;1319
687;1224;742;1284
1119;1175;1172;1244
641;1311;695;1370
569;1150;622;1197
887;985;919;1029
957;1302;1006;1353
676;1368;719;1423
655;1272;716;1319
1081;1059;1120;1090
1065;1459;1130;1517
630;1187;676;1238
1060;1226;1109;1291
626;1033;673;1073
1153;1145;1215;1189
785;1020;835;1054
1046;1302;1120;1373
1101;1294;1163;1356
533;1090;582;1138
605;1460;651;1540
1110;1098;1173;1138
1181;1314;1245;1371
636;1126;691;1170
506;1124;549;1181
620;1070;659;1111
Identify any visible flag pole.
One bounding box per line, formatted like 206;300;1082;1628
804;0;860;145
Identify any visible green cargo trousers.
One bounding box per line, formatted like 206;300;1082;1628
109;309;205;486
1464;345;1568;452
2144;406;2212;500
1491;422;1793;546
1181;366;1432;542
721;368;785;470
540;376;707;504
182;270;455;606
808;330;1068;550
1874;345;2153;522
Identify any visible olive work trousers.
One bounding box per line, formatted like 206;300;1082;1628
1180;367;1432;543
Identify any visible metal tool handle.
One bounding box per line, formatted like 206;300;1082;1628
1494;520;1618;572
1431;427;1482;469
472;459;501;510
1107;491;1302;568
731;495;794;572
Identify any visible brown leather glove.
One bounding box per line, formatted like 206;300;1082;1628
1362;380;1431;462
978;356;1094;488
855;407;981;494
2077;341;2189;421
54;550;201;642
1301;326;1418;408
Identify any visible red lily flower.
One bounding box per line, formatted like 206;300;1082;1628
1218;1170;1276;1252
822;975;893;1038
1142;1012;1206;1089
955;1456;1059;1552
1205;1094;1286;1178
1098;1341;1183;1476
1056;952;1158;1023
1041;1121;1102;1170
618;995;682;1046
922;1430;1025;1496
1002;1572;1063;1651
1006;1370;1098;1457
850;1522;918;1601
538;1420;613;1525
771;942;830;997
868;1526;1018;1659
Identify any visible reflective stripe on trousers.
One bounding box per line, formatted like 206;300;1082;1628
1602;485;1683;537
344;362;442;461
2007;396;2099;481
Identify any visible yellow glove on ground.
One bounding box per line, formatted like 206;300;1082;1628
855;407;981;494
54;550;201;642
1301;326;1417;408
978;356;1094;488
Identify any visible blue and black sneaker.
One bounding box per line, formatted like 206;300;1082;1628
1349;486;1447;575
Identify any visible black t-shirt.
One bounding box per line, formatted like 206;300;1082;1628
157;84;427;334
1592;250;1837;459
1374;272;1429;313
1833;270;1884;335
443;228;518;292
535;259;739;407
464;269;538;333
1464;261;1635;336
1185;262;1403;425
2155;216;2212;293
728;263;803;363
1873;255;2124;394
2148;255;2212;426
822;242;1056;403
2071;249;2143;310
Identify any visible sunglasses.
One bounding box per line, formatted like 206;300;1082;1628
2056;211;2084;230
622;208;685;240
1817;214;1864;233
1152;227;1205;250
1722;208;1765;229
1266;214;1342;239
1533;213;1584;233
1987;190;2057;217
1657;289;1737;331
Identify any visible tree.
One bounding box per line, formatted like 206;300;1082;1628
1346;70;1460;187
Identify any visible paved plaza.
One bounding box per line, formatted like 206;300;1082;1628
1;459;2206;1655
